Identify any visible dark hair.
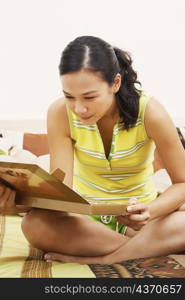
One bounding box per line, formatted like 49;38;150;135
59;36;142;130
176;127;185;149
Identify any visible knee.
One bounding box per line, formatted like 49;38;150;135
155;212;185;241
21;209;85;253
21;208;52;251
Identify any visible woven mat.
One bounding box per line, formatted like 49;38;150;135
1;215;185;278
13;245;185;278
89;254;185;278
20;246;185;278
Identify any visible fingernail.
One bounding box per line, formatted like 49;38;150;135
127;206;132;212
129;197;137;204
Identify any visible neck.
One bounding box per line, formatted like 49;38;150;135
102;99;120;122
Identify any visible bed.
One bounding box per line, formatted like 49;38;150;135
1;119;185;278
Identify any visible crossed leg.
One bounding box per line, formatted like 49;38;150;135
21;208;128;256
21;206;185;263
109;210;185;263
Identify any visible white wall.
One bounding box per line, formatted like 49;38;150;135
0;0;185;124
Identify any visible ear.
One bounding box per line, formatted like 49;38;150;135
112;73;121;93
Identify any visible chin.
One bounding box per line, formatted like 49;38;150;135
80;115;98;125
81;119;96;125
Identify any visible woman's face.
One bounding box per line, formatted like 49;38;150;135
61;69;121;125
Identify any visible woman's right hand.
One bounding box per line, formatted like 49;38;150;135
0;184;31;215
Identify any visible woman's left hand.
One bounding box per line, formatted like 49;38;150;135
116;198;150;231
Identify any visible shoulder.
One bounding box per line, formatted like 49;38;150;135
145;97;167;120
47;97;70;137
144;97;185;184
47;97;67;117
144;97;177;143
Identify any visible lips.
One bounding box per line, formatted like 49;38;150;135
80;115;93;120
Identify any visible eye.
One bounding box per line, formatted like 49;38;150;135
84;96;96;100
65;96;74;100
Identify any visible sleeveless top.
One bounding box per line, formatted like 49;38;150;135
66;91;158;205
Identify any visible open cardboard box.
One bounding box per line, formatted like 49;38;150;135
0;161;128;215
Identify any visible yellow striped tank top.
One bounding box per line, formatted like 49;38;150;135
66;91;158;206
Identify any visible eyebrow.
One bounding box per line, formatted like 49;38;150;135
63;90;98;96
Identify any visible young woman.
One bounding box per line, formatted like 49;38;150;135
1;36;185;265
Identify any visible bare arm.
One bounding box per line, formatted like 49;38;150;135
145;98;185;219
100;98;185;230
47;98;74;188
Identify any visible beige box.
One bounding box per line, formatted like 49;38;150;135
0;161;128;215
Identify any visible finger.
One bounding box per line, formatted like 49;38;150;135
116;216;132;227
0;187;12;213
15;205;32;213
138;221;148;227
127;203;146;214
131;221;148;231
6;190;16;208
130;225;141;231
128;212;150;222
128;197;138;206
1;187;12;201
3;190;16;215
0;184;4;197
117;219;142;231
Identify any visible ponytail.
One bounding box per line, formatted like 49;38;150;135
113;47;142;130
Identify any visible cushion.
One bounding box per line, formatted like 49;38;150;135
23;133;49;157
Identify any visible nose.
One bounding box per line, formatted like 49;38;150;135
74;101;87;114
